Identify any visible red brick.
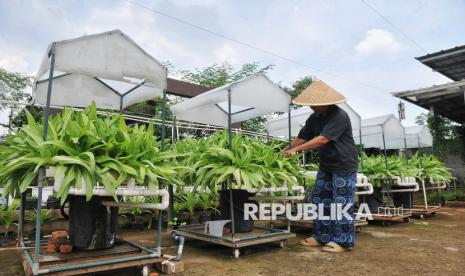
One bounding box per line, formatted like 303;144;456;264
52;231;68;239
47;242;57;253
59;244;73;254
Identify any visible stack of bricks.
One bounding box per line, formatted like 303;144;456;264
47;231;73;254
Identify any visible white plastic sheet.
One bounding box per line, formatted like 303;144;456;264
266;102;361;139
404;125;433;148
32;30;166;110
358;114;406;150
171;74;291;127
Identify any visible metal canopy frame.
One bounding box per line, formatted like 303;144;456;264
170;76;293;248
223;90;293;239
19;39;169;275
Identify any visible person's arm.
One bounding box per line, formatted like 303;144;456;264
284;135;329;157
284;138;306;151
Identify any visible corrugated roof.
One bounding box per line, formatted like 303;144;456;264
392;79;465;124
166;78;211;98
416;44;465;81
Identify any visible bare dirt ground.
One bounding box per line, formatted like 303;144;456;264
2;207;464;276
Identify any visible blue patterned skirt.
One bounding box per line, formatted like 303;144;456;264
310;170;356;248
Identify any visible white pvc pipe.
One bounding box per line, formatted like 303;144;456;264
181;185;305;194
302;171;373;195
249;185;305;194
54;175;164;197
421;177;447;190
382;182;419;193
65;186;167;197
249;195;305;201
101;189;169;210
356;182;374;195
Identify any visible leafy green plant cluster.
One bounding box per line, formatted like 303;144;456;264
0;103;184;204
427;188;465;204
25;208;57;226
174;131;306;191
360;153;454;187
174;191;219;216
0;202;18;235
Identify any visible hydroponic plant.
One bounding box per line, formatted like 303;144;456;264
0;202;18;236
0;103;185;204
360;153;453;187
174;131;306;191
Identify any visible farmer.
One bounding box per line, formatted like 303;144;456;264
284;80;358;253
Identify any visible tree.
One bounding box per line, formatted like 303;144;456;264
284;75;314;100
415;112;465;158
180;62;274;88
0;68;32;130
179;62;275;133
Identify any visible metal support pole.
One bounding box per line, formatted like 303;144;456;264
33;43;56;270
227;89;235;238
422;179;429;211
18;192;26;244
171;115;176;145
359;128;364;174
161;89;167;151
168;115;177;221
381;128;388;169
403;135;408;163
381;127;392;206
156;210;163;255
287;105;292;148
418;135;430;210
287;104;292;232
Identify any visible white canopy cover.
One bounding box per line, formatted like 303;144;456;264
359;114;406;150
266;103;361;139
32;30;167;110
404;125;433;148
171;74;291;127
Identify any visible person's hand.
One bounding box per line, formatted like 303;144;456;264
283;149;297;157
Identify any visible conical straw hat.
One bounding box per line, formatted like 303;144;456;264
292;80;346;106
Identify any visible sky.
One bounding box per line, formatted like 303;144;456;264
1;0;464;133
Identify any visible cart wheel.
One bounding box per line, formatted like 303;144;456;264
404;217;410;223
279;240;287;248
233;248;240;259
142;265;149;276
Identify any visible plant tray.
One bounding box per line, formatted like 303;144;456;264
20;239;164;276
173;224;295;258
410;205;441;218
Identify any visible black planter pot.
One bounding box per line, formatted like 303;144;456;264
219;189;256;233
25;198;39;210
28;228;44;241
392;189;413;209
187;214;200;225
68;195;118;250
46;198;61;209
360;186;384;213
199;210;211;224
124;221;145;230
0;232;17;247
